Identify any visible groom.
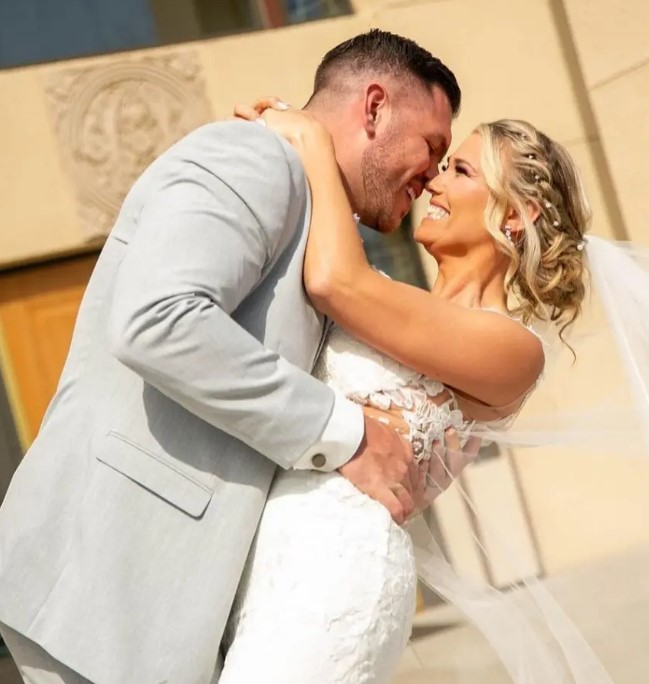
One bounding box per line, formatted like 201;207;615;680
0;30;461;684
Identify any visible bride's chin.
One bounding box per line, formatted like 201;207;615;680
412;219;425;240
413;219;436;245
414;226;449;260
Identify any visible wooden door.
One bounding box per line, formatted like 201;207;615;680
0;254;98;449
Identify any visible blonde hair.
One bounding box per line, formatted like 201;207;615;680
475;119;591;340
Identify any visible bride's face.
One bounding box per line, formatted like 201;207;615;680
414;133;493;257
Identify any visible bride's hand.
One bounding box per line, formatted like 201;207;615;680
233;97;334;158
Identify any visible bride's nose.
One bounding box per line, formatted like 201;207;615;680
426;175;444;196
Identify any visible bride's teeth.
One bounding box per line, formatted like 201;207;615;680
427;205;450;220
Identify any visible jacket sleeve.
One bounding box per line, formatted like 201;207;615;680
109;121;362;470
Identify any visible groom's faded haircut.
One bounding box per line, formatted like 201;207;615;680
307;29;461;115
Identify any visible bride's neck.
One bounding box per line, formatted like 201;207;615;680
431;249;509;311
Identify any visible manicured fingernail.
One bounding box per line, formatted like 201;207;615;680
276;101;290;110
255;118;267;127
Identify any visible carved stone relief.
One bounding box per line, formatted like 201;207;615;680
44;50;212;239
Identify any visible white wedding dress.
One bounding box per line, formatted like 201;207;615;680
219;325;478;684
217;235;648;684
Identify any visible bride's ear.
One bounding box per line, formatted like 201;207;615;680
363;84;387;138
503;201;541;237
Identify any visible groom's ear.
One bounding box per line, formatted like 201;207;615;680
362;83;388;139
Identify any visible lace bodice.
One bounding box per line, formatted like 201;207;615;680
313;326;475;460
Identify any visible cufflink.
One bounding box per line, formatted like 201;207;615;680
311;453;327;469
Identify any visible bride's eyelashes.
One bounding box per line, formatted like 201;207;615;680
441;158;469;176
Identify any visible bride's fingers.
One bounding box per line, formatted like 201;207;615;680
233;103;262;121
233;97;291;121
251;96;291;114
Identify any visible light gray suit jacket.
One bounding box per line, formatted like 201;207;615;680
0;121;338;683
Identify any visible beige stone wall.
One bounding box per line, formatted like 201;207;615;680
2;0;645;265
1;0;648;576
561;0;649;242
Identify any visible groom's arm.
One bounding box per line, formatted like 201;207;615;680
109;121;362;471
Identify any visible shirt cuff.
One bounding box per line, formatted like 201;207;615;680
292;392;365;472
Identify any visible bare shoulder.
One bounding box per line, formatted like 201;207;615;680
477;309;545;383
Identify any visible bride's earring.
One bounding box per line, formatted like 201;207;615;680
504;225;513;242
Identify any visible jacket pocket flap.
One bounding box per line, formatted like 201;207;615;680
96;431;214;518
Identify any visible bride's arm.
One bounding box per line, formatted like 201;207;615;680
248;107;543;408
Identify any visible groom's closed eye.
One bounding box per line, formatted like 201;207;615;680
428;144;444;165
429;133;450;159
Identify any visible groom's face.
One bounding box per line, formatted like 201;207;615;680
359;84;452;234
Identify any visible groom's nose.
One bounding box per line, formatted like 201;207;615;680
424;162;441;182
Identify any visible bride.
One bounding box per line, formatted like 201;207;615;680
220;102;595;683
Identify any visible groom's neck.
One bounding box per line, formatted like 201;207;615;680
301;103;360;214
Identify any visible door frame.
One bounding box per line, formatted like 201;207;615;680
0;366;22;502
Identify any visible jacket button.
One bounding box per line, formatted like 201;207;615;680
311;453;327;468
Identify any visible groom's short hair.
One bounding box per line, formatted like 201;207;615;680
309;29;461;115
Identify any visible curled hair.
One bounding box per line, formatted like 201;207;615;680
476;119;591;344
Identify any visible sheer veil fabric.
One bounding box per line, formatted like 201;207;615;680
409;236;649;683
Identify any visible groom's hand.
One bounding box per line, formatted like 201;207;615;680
338;414;417;525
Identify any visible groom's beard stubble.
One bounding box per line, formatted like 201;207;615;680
361;137;405;234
